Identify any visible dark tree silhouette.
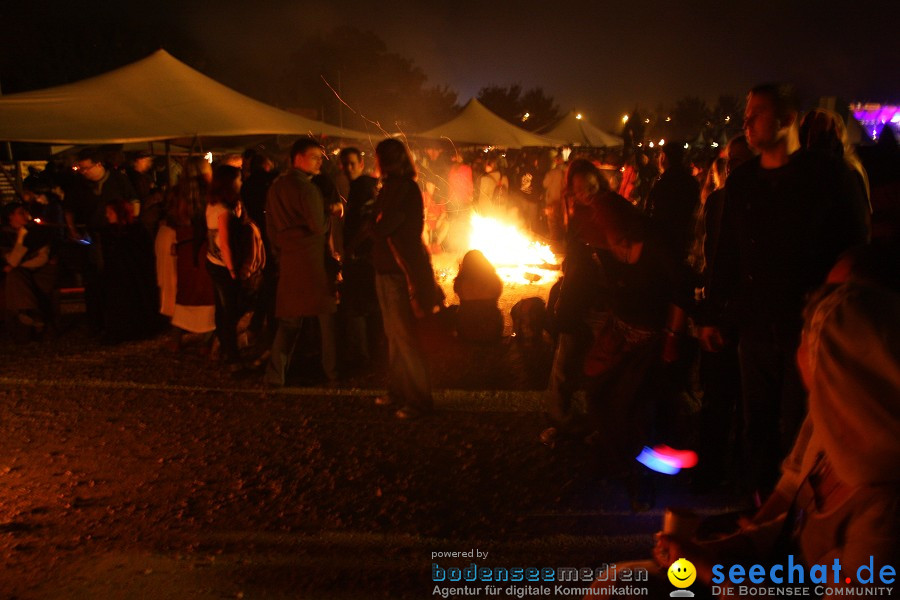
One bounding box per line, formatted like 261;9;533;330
278;27;458;132
669;96;712;141
711;94;746;141
477;84;560;132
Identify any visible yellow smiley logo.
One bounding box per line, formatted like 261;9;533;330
667;558;696;588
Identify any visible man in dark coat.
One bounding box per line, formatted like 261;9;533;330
646;142;700;264
264;138;337;386
700;84;870;495
339;147;380;370
65;147;139;333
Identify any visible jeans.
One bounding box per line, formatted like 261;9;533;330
206;261;242;361
376;273;432;411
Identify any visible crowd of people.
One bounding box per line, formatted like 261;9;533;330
578;85;897;600
2;82;900;597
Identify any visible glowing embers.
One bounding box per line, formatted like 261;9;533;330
467;213;559;285
636;445;698;475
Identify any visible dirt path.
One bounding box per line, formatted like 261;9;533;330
0;333;743;599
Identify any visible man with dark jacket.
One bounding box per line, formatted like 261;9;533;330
700;84;870;495
339;147;380;370
264;138;336;386
66;148;139;333
646;142;700;264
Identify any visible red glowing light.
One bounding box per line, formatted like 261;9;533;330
651;445;698;469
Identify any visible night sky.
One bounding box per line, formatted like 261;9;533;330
2;0;897;130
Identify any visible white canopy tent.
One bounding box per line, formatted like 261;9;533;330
415;99;563;148
542;111;623;147
0;49;369;144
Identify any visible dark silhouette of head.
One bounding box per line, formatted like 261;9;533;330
749;83;800;124
290;137;324;163
209;164;242;209
375;138;416;180
799;108;846;158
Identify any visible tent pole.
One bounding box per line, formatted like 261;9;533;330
0;77;12;161
165;139;172;188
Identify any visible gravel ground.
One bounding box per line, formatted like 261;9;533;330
0;311;747;599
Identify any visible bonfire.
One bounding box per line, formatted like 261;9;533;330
433;212;561;291
466;213;560;285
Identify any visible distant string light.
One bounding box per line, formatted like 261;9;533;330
522;112;530;122
649;141;655;148
622;115;629;124
665;116;671;122
659;139;665;146
204;152;213;164
576;113;583;120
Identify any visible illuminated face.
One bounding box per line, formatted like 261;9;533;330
743;93;781;152
606;235;641;264
294;147;324;175
667;558;697;589
569;173;599;206
105;204;118;224
341;153;364;180
8;206;29;229
134;156;154;173
76;159;106;182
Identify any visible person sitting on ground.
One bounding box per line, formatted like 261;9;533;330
21;171;66;239
453;249;503;343
1;203;57;339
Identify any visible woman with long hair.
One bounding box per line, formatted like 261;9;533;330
541;159;612;445
371;138;442;419
162;157;216;350
799;107;871;208
575;195;695;503
205;164;243;366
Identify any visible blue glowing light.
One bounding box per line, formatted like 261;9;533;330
636;447;681;475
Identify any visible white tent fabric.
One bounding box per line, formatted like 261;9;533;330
415;99;563;148
542;111;623;147
0;49;369;143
